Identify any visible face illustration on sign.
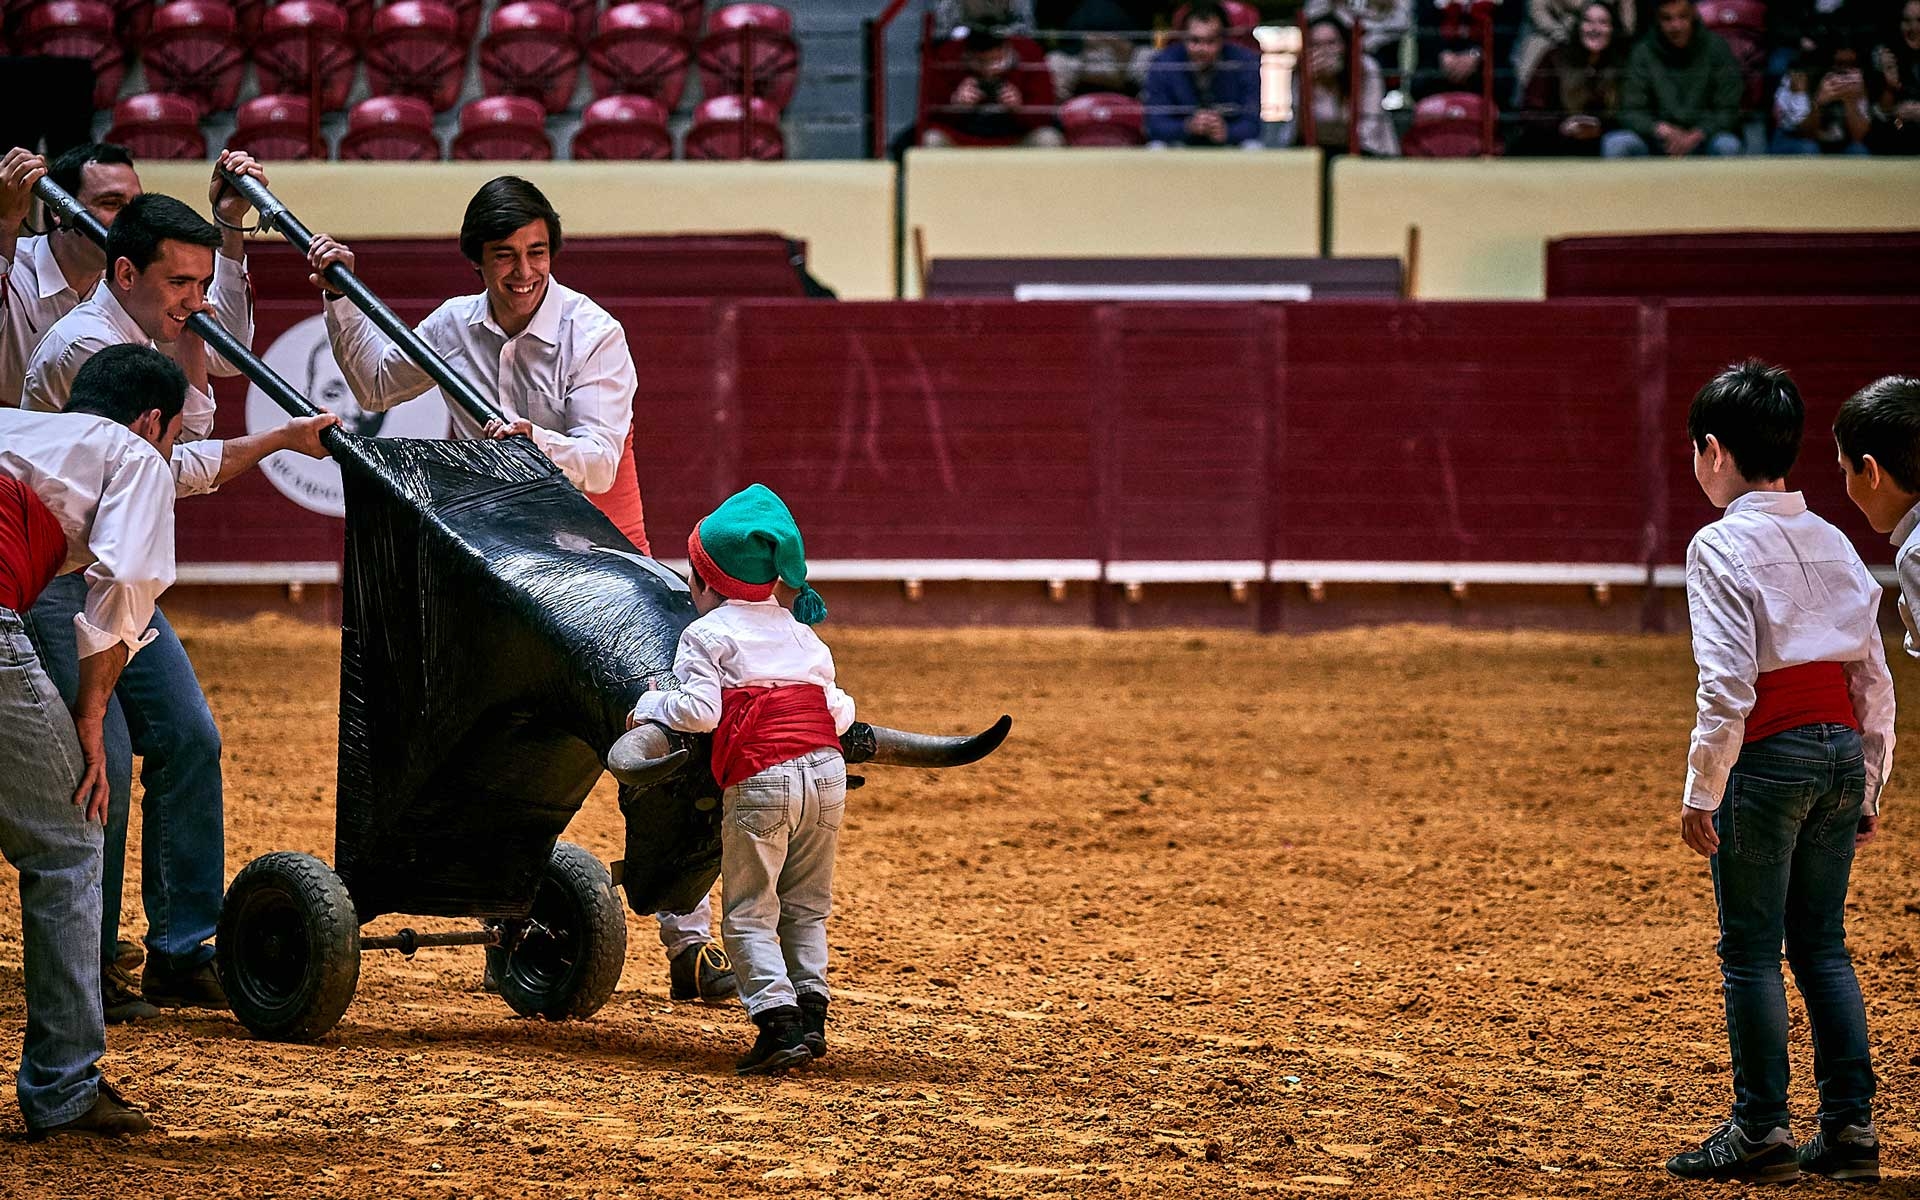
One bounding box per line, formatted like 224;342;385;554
247;313;450;518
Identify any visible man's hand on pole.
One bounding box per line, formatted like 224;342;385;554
305;233;356;294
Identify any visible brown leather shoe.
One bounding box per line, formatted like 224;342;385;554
30;1081;153;1139
142;959;227;1011
103;963;161;1024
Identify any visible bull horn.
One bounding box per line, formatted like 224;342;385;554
606;721;691;787
843;715;1012;768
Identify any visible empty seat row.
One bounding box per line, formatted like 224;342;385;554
105;90;785;160
1;0;715;44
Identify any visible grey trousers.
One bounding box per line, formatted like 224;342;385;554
720;748;845;1016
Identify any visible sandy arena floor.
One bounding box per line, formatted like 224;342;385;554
3;618;1920;1198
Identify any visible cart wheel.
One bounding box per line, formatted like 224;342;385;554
216;851;361;1042
492;841;627;1021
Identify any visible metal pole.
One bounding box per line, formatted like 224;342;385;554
31;174;340;443
214;167;507;428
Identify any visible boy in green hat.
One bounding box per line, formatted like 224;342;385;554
627;484;851;1075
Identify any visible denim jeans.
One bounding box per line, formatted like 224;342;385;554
0;608;106;1128
655;895;715;958
1601;129;1746;157
720;748;844;1016
25;573;224;972
1711;723;1875;1135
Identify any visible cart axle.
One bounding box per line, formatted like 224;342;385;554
362;928;503;955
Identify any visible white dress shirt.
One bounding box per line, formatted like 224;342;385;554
1890;501;1920;659
631;598;856;736
0;407;175;660
20;284;225;497
2;234;255;408
1684;490;1896;814
323;278;634;496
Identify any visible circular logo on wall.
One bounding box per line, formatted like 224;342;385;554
245;313;450;518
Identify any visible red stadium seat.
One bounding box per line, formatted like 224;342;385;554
231;93;317;157
1400;90;1499;157
664;0;698;36
363;0;467;112
253;0;355;111
141;0;245;117
104;92;207;158
451;94;554;159
1171;0;1262;51
16;0;125;110
108;0;149;43
1698;0;1767;108
571;93;672;158
478;0;583;114
1060;92;1144;146
696;3;798;111
339;94;443;159
446;0;479;38
682;93;784;159
588;1;690;108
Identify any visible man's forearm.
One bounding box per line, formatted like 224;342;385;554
212;427;299;486
76;643;130;721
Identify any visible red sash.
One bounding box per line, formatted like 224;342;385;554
711;684;840;790
585;430;649;555
0;477;65;613
1746;661;1858;743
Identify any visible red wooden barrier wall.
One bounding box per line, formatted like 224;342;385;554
186;241;1919;582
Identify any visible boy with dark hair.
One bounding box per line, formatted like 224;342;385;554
303;177;736;1002
1835;375;1920;657
1667;360;1892;1184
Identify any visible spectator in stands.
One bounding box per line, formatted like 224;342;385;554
1867;0;1920;153
1771;39;1872;153
1413;0;1520;103
1278;17;1402;154
1044;0;1156;99
921;25;1065;146
1605;0;1746;155
1142;1;1264;147
1515;0;1635;96
1304;0;1414;71
1516;0;1626;152
1768;0;1876;86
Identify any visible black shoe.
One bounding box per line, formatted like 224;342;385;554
670;942;739;1003
797;992;828;1060
736;1006;811;1076
1665;1121;1798;1184
28;1081;153;1139
1798;1123;1879;1182
142;958;227;1011
103;962;161;1024
113;939;144;974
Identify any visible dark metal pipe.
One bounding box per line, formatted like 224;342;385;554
212;166;507;429
30;175;337;437
361;927;503;953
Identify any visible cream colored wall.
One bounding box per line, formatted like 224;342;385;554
902;147;1324;296
140;161;898;299
1332;158;1920;299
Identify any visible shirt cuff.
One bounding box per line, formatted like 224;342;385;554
72;611;157;661
1682;767;1722;812
629;692;665;725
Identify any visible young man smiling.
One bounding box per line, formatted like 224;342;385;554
304;175;738;1005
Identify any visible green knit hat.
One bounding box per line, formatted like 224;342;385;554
687;484;827;624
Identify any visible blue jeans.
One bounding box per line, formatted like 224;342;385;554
1768;131;1871;156
0;608;105;1128
1601;129;1745;157
720;748;844;1016
25;573;224;972
1711;724;1875;1135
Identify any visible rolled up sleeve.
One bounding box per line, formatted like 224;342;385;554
205;251;256;378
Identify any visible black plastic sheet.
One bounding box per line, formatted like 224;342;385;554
331;433;720;922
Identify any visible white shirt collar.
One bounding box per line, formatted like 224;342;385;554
470;277;565;347
1725;490;1807;518
724;596;782;609
91;284;154;348
30;234;80;301
1892;500;1920;548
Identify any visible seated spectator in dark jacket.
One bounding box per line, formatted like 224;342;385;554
1278;17;1403;154
1142;1;1264;146
1044;0;1156;98
1604;0;1745;155
921;26;1065;146
1868;0;1920;153
1413;0;1519;102
1516;0;1626;152
1771;39;1872;153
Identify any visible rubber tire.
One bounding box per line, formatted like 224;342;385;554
216;851;361;1042
494;841;627;1021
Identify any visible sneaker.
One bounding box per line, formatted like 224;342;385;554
1798;1123;1879;1182
797;992;828;1060
142;958;227;1011
669;942;739;1003
28;1081;153;1139
103;962;161;1024
1665;1121;1798;1184
736;1006;811;1076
